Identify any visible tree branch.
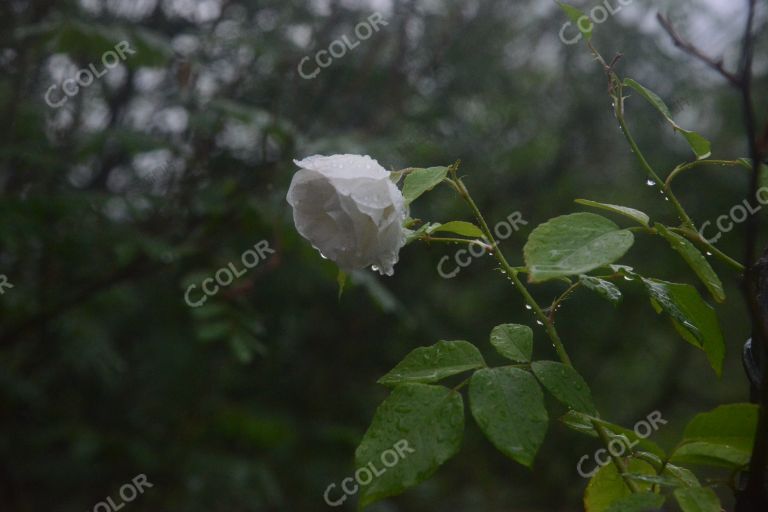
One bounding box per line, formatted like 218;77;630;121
656;13;743;87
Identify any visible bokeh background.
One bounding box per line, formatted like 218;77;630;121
2;0;767;510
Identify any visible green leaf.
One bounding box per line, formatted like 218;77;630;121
524;213;634;282
469;367;548;468
402;166;449;204
623;79;711;159
670;404;758;468
655;224;725;303
489;323;533;363
671;442;751;468
680;130;712;160
377;340;486;387
431;221;485;238
355;384;464;508
584;460;656;512
663;464;701;487
560;411;666;459
674;487;721;512
580;275;623;306
640;278;725;376
604;492;665;512
557;2;592;41
575;199;650;227
531;361;597;415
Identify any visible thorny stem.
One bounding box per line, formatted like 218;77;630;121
594;420;643;493
447;174;574;367
548;281;581;322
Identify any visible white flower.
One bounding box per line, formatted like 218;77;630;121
287;154;408;276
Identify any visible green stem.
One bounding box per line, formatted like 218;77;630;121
665;159;751;188
670;227;746;272
616;112;697;231
450;177;574;367
594;420;642;493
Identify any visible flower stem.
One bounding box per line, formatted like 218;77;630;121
593;420;642;493
449;177;574;367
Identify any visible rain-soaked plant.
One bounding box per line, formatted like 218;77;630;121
287;3;767;510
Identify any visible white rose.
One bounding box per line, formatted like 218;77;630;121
287;154;408;276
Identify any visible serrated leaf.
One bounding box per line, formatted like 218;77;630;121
584;460;656;512
604;492;665;512
580;275;622;306
378;340;485;386
557;1;592;41
469;367;548;468
670;404;758;468
524;213;634;283
402;166;449;204
431;221;485;238
575;199;650;227
531;361;597;415
355;384;464;508
674;487;721;512
623;79;711;159
655;224;725;303
640;278;725;376
489;323;533;363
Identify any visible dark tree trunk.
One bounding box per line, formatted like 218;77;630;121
736;248;768;511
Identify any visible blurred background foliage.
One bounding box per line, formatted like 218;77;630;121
1;0;767;510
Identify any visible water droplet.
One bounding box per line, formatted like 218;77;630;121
536;320;544;326
624;276;634;281
706;251;713;256
525;305;533;310
646;179;656;187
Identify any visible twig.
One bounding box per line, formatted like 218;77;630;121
656;13;742;87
